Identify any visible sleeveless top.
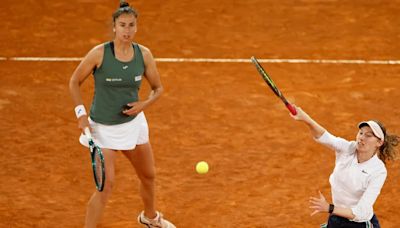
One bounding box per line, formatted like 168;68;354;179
90;42;145;125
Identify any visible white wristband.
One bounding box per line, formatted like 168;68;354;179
74;105;87;119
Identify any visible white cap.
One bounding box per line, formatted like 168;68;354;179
358;120;385;141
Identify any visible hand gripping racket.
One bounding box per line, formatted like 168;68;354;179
250;56;297;115
84;128;105;192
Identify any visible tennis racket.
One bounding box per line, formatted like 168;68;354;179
84;128;105;192
250;56;297;115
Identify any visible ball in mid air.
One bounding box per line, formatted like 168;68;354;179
196;161;209;174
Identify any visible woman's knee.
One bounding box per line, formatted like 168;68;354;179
97;180;114;203
138;168;156;184
104;179;114;193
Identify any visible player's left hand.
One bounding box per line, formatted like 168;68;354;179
309;191;330;216
122;101;146;116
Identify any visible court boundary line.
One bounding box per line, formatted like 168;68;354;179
1;56;400;65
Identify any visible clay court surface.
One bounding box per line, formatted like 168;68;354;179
1;0;400;227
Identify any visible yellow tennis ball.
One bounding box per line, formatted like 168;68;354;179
196;161;209;174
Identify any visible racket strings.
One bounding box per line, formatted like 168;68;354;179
95;152;104;184
92;147;105;191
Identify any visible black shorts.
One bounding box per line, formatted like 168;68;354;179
327;214;379;228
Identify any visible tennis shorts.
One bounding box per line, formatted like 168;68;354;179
326;214;380;228
79;112;149;150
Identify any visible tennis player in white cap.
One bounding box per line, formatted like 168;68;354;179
291;105;399;228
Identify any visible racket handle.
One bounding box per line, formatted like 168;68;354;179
84;128;92;139
286;103;297;115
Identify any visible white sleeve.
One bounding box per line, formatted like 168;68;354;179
314;131;353;154
350;170;387;222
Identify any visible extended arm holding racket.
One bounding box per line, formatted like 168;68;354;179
290;105;325;138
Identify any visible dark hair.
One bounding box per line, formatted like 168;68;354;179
112;1;138;22
375;120;399;163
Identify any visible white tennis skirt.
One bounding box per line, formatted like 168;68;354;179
79;112;149;150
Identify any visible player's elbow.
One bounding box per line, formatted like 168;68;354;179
69;75;83;90
69;77;78;91
351;205;374;222
153;85;163;95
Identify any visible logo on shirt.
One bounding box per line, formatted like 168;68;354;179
123;65;128;70
361;170;368;174
134;75;142;81
106;78;122;82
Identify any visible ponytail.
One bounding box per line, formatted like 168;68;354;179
379;133;399;163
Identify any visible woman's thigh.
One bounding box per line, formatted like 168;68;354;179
122;143;155;179
101;148;117;187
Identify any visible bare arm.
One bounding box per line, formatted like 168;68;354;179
291;105;326;139
141;46;163;107
69;45;103;131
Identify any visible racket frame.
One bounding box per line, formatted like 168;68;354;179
84;128;106;192
250;56;297;115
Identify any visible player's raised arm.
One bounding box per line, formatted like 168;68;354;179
290;105;326;139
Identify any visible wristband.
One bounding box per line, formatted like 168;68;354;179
328;204;334;214
74;105;87;119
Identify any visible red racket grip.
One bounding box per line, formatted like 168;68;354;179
286;103;297;115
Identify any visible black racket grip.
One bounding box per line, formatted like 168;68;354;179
286;103;297;115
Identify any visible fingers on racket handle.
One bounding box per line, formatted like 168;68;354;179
286;103;297;115
84;128;92;139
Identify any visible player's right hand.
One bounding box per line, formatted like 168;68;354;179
290;105;309;121
78;115;90;133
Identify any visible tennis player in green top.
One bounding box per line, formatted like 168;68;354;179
69;1;175;227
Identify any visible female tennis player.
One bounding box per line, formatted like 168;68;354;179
291;105;398;227
69;1;175;227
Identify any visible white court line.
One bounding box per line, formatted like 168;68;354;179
1;57;400;65
6;57;83;61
